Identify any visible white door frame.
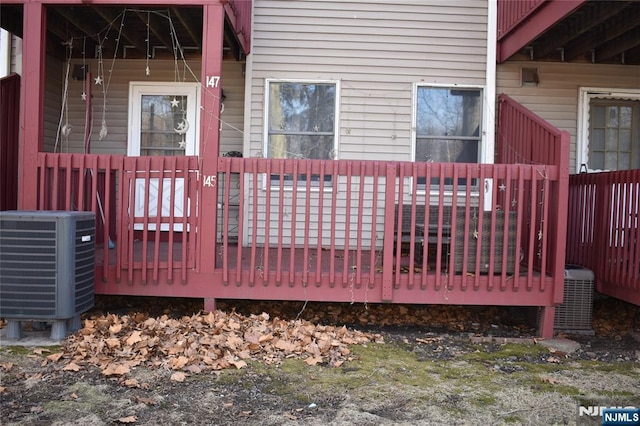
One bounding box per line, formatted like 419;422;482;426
127;81;200;156
128;82;200;231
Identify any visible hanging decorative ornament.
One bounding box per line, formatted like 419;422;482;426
54;38;74;153
99;119;108;140
145;11;151;76
94;75;104;85
174;117;189;149
170;97;180;108
174;118;189;134
61;124;72;138
81;37;87;101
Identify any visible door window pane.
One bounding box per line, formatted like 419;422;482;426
140;95;188;156
589;100;639;171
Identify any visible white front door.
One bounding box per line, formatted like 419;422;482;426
128;82;200;230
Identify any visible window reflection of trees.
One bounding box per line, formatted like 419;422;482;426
141;95;187;156
268;83;335;160
416;88;481;164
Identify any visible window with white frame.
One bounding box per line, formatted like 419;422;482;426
414;85;482;187
265;80;338;184
414;86;482;164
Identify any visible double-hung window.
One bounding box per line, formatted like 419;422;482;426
414;85;482;187
265;80;338;185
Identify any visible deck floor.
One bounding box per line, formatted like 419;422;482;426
96;241;529;277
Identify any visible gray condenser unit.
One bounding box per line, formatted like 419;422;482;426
0;210;96;339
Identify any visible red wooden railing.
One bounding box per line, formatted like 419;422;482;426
34;96;570;337
1;74;20;211
37;153;199;285
567;171;640;306
497;0;545;40
497;93;570;280
215;158;562;308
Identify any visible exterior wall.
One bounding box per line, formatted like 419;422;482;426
44;54;62;152
497;61;640;173
247;0;489;161
245;0;490;247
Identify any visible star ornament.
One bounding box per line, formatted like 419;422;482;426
94;75;103;85
81;92;87;101
170;98;180;108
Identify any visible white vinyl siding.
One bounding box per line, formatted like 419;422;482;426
249;0;488;161
44;54;63;153
497;61;640;173
245;0;489;247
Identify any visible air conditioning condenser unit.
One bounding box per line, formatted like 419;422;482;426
0;210;95;340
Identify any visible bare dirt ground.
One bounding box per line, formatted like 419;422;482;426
1;296;639;426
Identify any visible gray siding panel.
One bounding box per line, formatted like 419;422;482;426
246;0;489;247
249;0;489;162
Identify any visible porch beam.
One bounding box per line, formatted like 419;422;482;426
563;4;640;62
197;3;224;275
94;7;147;54
171;7;202;49
532;1;631;60
593;26;640;63
133;10;174;55
18;2;46;210
497;0;584;63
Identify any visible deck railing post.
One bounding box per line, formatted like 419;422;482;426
198;4;225;276
381;163;397;301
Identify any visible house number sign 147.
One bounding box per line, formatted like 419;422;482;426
206;75;221;88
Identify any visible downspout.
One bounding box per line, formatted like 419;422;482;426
241;0;254;248
483;0;497;211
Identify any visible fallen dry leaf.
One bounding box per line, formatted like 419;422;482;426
1;362;13;372
305;357;323;366
102;363;131;376
63;362;82;372
125;331;143;346
0;386;6;393
46;353;64;362
117;415;137;424
123;379;140;388
70;392;78;399
170;372;186;382
230;360;247;369
134;396;156;405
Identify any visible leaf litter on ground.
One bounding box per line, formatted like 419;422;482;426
53;309;384;380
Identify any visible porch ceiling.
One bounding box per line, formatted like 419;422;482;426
0;4;242;61
505;1;640;65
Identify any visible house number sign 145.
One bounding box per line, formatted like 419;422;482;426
202;175;216;188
